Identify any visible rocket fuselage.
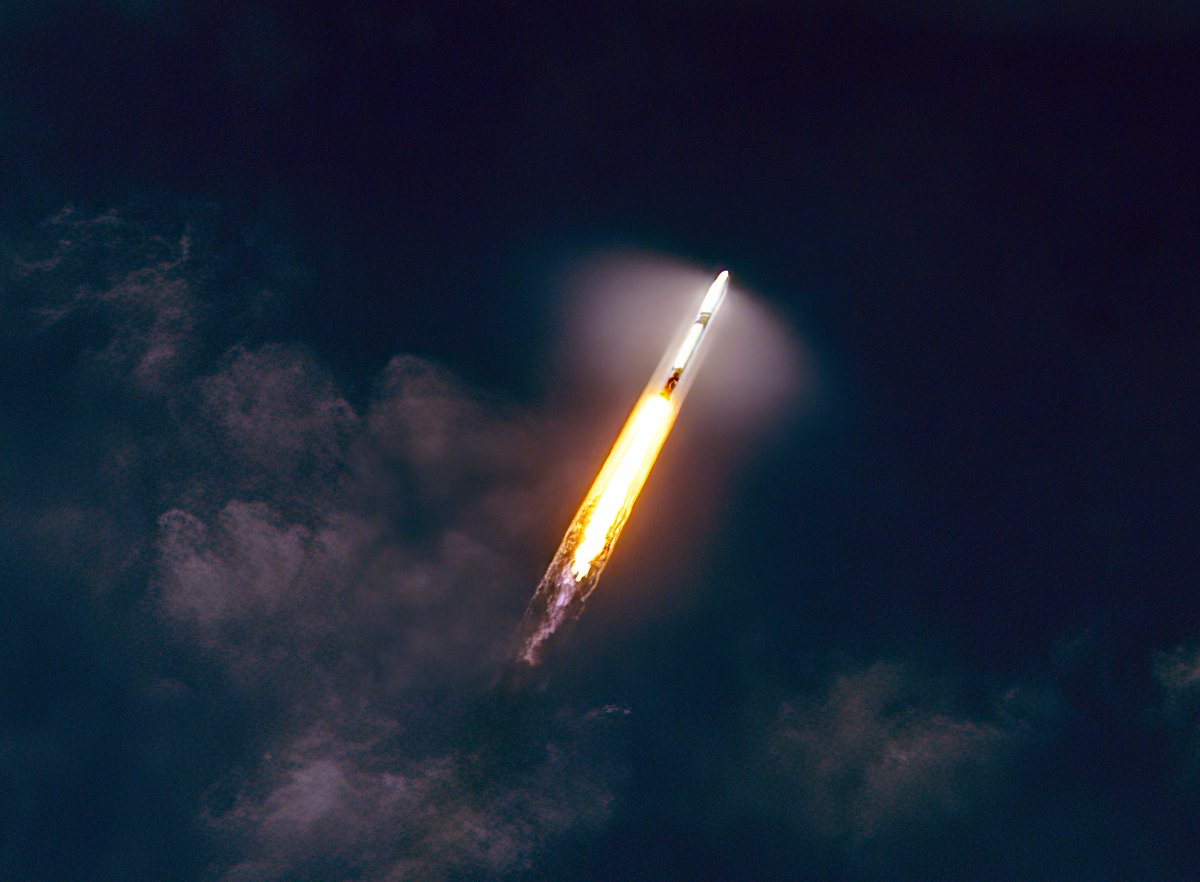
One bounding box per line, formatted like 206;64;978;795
660;270;727;399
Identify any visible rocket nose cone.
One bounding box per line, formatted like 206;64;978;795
700;270;729;314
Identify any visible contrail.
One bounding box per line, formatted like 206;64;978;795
517;271;729;664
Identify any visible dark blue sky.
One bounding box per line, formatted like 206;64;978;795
1;3;1198;880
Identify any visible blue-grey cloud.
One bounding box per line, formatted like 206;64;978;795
1154;643;1200;779
756;662;1050;849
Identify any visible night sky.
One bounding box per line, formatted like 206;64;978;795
2;3;1198;880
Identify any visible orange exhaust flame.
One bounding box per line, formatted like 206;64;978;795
569;393;675;581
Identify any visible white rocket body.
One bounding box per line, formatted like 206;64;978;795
661;270;728;397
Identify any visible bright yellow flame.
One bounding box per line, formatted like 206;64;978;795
569;394;675;581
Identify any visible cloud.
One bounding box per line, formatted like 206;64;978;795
198;344;359;485
155;338;549;681
1154;643;1200;776
7;205;200;389
207;710;621;882
1155;644;1200;708
759;663;1041;844
157;501;321;632
151;338;618;879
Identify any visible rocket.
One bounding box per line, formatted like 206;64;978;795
515;269;732;665
661;270;728;397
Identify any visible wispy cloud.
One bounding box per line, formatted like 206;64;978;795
760;662;1046;845
9;205;200;388
1154;643;1200;778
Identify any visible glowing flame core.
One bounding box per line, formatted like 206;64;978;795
570;393;675;580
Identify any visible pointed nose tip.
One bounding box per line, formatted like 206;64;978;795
700;270;730;314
